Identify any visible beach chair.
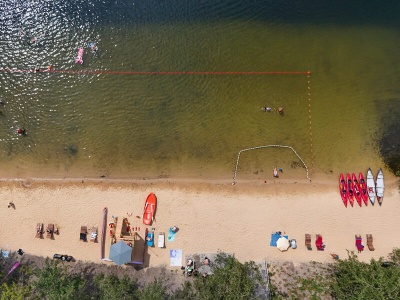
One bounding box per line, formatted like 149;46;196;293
46;224;54;238
158;232;165;248
366;234;374;251
90;227;98;242
80;226;88;242
355;235;364;253
305;234;312;250
35;223;43;238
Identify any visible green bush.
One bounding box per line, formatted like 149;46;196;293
330;252;400;300
175;253;262;300
31;259;88;300
93;273;139;300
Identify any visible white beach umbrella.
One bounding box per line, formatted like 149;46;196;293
276;237;290;252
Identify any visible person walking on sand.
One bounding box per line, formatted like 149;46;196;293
330;253;339;260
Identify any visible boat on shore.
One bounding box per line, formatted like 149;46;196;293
339;174;348;207
346;173;354;207
375;168;384;206
352;173;362;207
366;168;376;205
143;193;157;225
358;172;368;206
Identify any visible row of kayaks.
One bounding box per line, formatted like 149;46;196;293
339;168;384;207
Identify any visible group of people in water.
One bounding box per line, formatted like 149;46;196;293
262;106;284;114
5;29;100;136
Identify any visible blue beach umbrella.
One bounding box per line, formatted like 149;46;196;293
109;241;132;266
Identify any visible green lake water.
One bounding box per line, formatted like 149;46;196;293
0;1;399;180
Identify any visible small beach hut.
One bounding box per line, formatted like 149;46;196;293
109;241;132;266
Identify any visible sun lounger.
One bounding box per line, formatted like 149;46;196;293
315;234;325;251
80;226;88;242
158;232;165;248
46;224;54;238
36;223;43;238
366;234;374;251
90;227;98;242
355;235;364;252
305;234;312;250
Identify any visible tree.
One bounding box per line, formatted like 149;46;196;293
330;251;400;300
137;279;169;300
184;253;262;300
93;273;139;300
31;259;88;300
0;283;30;300
0;260;34;300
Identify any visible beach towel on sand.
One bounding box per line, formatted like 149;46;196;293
270;233;288;247
356;237;364;251
170;249;182;266
168;228;177;241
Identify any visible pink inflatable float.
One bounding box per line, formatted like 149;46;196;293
75;48;84;64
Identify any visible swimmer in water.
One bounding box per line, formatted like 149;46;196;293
261;107;272;112
16;127;27;135
89;42;98;54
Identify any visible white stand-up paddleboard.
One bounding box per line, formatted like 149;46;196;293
375;168;384;206
366;168;376;205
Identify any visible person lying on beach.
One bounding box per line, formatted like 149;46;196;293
331;253;339;260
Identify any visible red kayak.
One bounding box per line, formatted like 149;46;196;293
358;172;368;206
352;173;362;207
339;174;348;207
142;193;157;225
346;173;354;206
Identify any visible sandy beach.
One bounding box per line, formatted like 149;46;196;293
0;175;398;269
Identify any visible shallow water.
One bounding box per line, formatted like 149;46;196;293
0;1;399;180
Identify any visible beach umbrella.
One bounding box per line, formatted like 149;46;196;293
109;241;132;266
276;237;290;252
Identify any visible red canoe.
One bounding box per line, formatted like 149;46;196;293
352;173;362;207
339;174;348;207
142;193;157;225
358;172;368;206
346;173;354;207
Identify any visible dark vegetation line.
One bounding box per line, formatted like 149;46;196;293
1;250;400;299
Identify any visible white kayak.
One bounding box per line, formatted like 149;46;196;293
375;168;384;206
366;168;376;205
